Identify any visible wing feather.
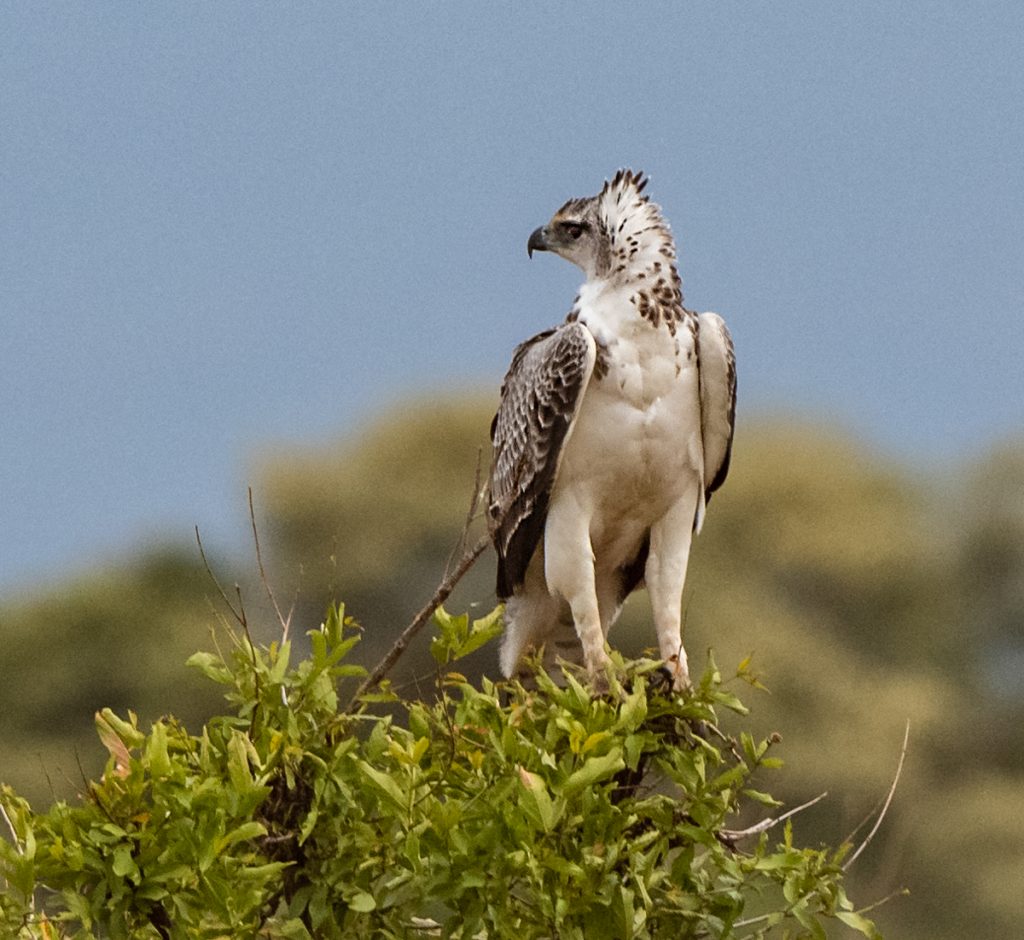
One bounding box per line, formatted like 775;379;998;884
488;322;596;598
697;312;737;500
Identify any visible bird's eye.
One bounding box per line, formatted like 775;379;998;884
564;222;585;240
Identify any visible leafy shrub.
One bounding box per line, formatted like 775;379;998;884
1;605;882;938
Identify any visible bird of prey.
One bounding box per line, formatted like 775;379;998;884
487;170;735;691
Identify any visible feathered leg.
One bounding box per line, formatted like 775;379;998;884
645;486;701;691
500;553;561;678
543;494;610;685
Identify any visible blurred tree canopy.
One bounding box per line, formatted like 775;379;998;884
2;395;1023;938
0;550;228;805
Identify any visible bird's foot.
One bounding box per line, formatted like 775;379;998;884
659;652;690;694
584;651;616;697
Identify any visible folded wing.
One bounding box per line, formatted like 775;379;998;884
488;323;596;598
697;312;737;501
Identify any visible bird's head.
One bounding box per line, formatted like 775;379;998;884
527;169;674;282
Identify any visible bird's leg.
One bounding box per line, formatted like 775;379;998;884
544;498;610;689
646;491;699;691
542;616;586;678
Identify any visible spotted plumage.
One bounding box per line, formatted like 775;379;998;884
488;170;736;690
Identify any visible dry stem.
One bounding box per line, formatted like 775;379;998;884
843;720;910;870
349;465;490;708
195;523;262;726
718;790;829;847
247;486;294;641
347;534;489;708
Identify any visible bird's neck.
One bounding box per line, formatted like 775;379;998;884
574;253;687;334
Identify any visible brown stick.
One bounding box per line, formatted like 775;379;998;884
347;533;490;708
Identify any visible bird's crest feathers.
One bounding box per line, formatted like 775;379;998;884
597;168;676;272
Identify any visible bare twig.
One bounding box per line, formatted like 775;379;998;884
843;720;910;870
736;878;907;936
842;795;886;849
846;885;910;917
444;448;486;580
196;524;262;723
718;791;829;847
247;487;294;641
702;721;745;764
734;724;911;935
195;525;244;626
348;461;492;708
348;534;490;709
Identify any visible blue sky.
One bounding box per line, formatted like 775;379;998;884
2;3;1022;592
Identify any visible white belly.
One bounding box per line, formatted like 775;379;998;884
552;312;703;566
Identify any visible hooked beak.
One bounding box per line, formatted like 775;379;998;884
527;226;549;258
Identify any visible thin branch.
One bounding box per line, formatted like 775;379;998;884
702;721;745;764
247;487;293;642
233;584;257;657
849;885;911;917
732;912;772;932
195;524;261;725
347;533;490;709
843;720;910;871
195;526;244;626
735;880;906;937
842;795;886;849
735;725;910;935
445;448;486;580
718;791;829;846
348;462;492;707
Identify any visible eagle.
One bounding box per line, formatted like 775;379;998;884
487;170;736;691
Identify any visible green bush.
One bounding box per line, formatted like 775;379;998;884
1;605;883;938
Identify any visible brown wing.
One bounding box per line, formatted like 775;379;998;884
487;322;596;598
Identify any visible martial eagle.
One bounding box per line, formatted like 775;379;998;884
487;170;736;690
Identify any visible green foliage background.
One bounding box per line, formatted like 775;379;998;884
0;606;881;938
2;395;1023;937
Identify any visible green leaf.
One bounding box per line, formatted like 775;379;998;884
96;708;145;748
227;730;257;794
742;788;783;807
562;746;625;795
269;640;292;684
185;651;233;685
235;861;293;880
518;766;562;831
111;845;139;881
216;821;267;854
146;720;171;778
348;891;376;912
711;688;750;715
754;850;805;871
354;758;407;812
456;607;505;659
792;901;827;939
430;604;503;664
836;910;881;937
